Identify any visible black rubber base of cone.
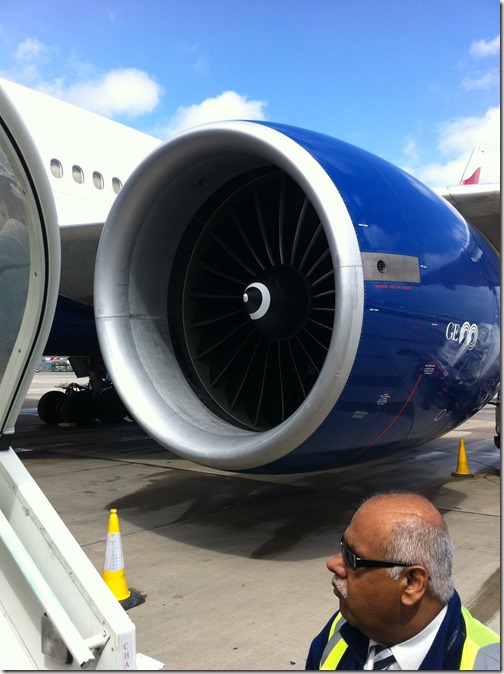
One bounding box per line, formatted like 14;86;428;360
120;590;146;610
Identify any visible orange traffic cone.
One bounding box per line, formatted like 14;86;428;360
102;509;144;609
451;438;474;478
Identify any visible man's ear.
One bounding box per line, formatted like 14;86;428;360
400;566;429;606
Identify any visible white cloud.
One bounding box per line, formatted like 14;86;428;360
461;36;500;93
462;69;500;91
160;90;267;138
1;37;53;86
15;38;47;61
49;68;164;118
437;107;500;157
470;36;500;58
402;138;419;163
5;38;163;119
402;106;500;187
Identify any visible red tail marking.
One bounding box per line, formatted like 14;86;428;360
461;167;481;185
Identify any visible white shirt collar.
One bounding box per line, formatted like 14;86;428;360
365;605;448;670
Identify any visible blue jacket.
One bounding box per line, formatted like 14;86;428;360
305;591;499;670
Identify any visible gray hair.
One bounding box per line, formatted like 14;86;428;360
384;519;455;604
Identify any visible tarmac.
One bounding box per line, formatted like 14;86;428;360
12;371;501;670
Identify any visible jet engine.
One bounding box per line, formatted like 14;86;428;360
94;122;500;473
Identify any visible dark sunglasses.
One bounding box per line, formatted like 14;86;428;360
340;536;419;571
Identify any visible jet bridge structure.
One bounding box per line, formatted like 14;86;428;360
0;81;161;669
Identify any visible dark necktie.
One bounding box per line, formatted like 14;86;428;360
371;643;397;669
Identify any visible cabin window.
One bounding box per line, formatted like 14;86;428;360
93;171;104;190
50;159;63;178
112;177;122;194
72;165;84;184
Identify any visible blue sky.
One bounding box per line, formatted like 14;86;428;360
0;0;499;186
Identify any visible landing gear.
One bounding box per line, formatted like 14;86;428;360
96;387;127;423
37;355;129;426
38;381;128;425
61;386;97;425
37;390;65;424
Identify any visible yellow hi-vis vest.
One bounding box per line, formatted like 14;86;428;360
319;608;499;670
459;607;500;670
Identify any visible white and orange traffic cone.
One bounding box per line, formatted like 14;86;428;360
451;438;474;478
102;508;144;609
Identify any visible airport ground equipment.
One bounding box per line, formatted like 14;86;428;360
0;83;161;670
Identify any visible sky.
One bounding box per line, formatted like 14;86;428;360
0;0;500;187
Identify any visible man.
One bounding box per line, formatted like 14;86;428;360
306;492;499;670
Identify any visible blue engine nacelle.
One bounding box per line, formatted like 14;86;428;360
94;121;500;473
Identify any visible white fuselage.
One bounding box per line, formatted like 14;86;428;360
0;78;161;227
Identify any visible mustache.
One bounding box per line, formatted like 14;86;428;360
333;574;348;599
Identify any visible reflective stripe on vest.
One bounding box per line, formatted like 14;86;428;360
319;607;500;670
319;613;348;670
459;606;500;670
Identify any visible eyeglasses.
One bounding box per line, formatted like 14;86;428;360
340;536;419;571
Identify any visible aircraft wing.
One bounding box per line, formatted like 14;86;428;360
435;183;501;253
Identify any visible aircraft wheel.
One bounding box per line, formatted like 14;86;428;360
37;390;65;424
61;390;97;425
97;388;127;423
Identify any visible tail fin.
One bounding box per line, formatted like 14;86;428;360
460;145;485;185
